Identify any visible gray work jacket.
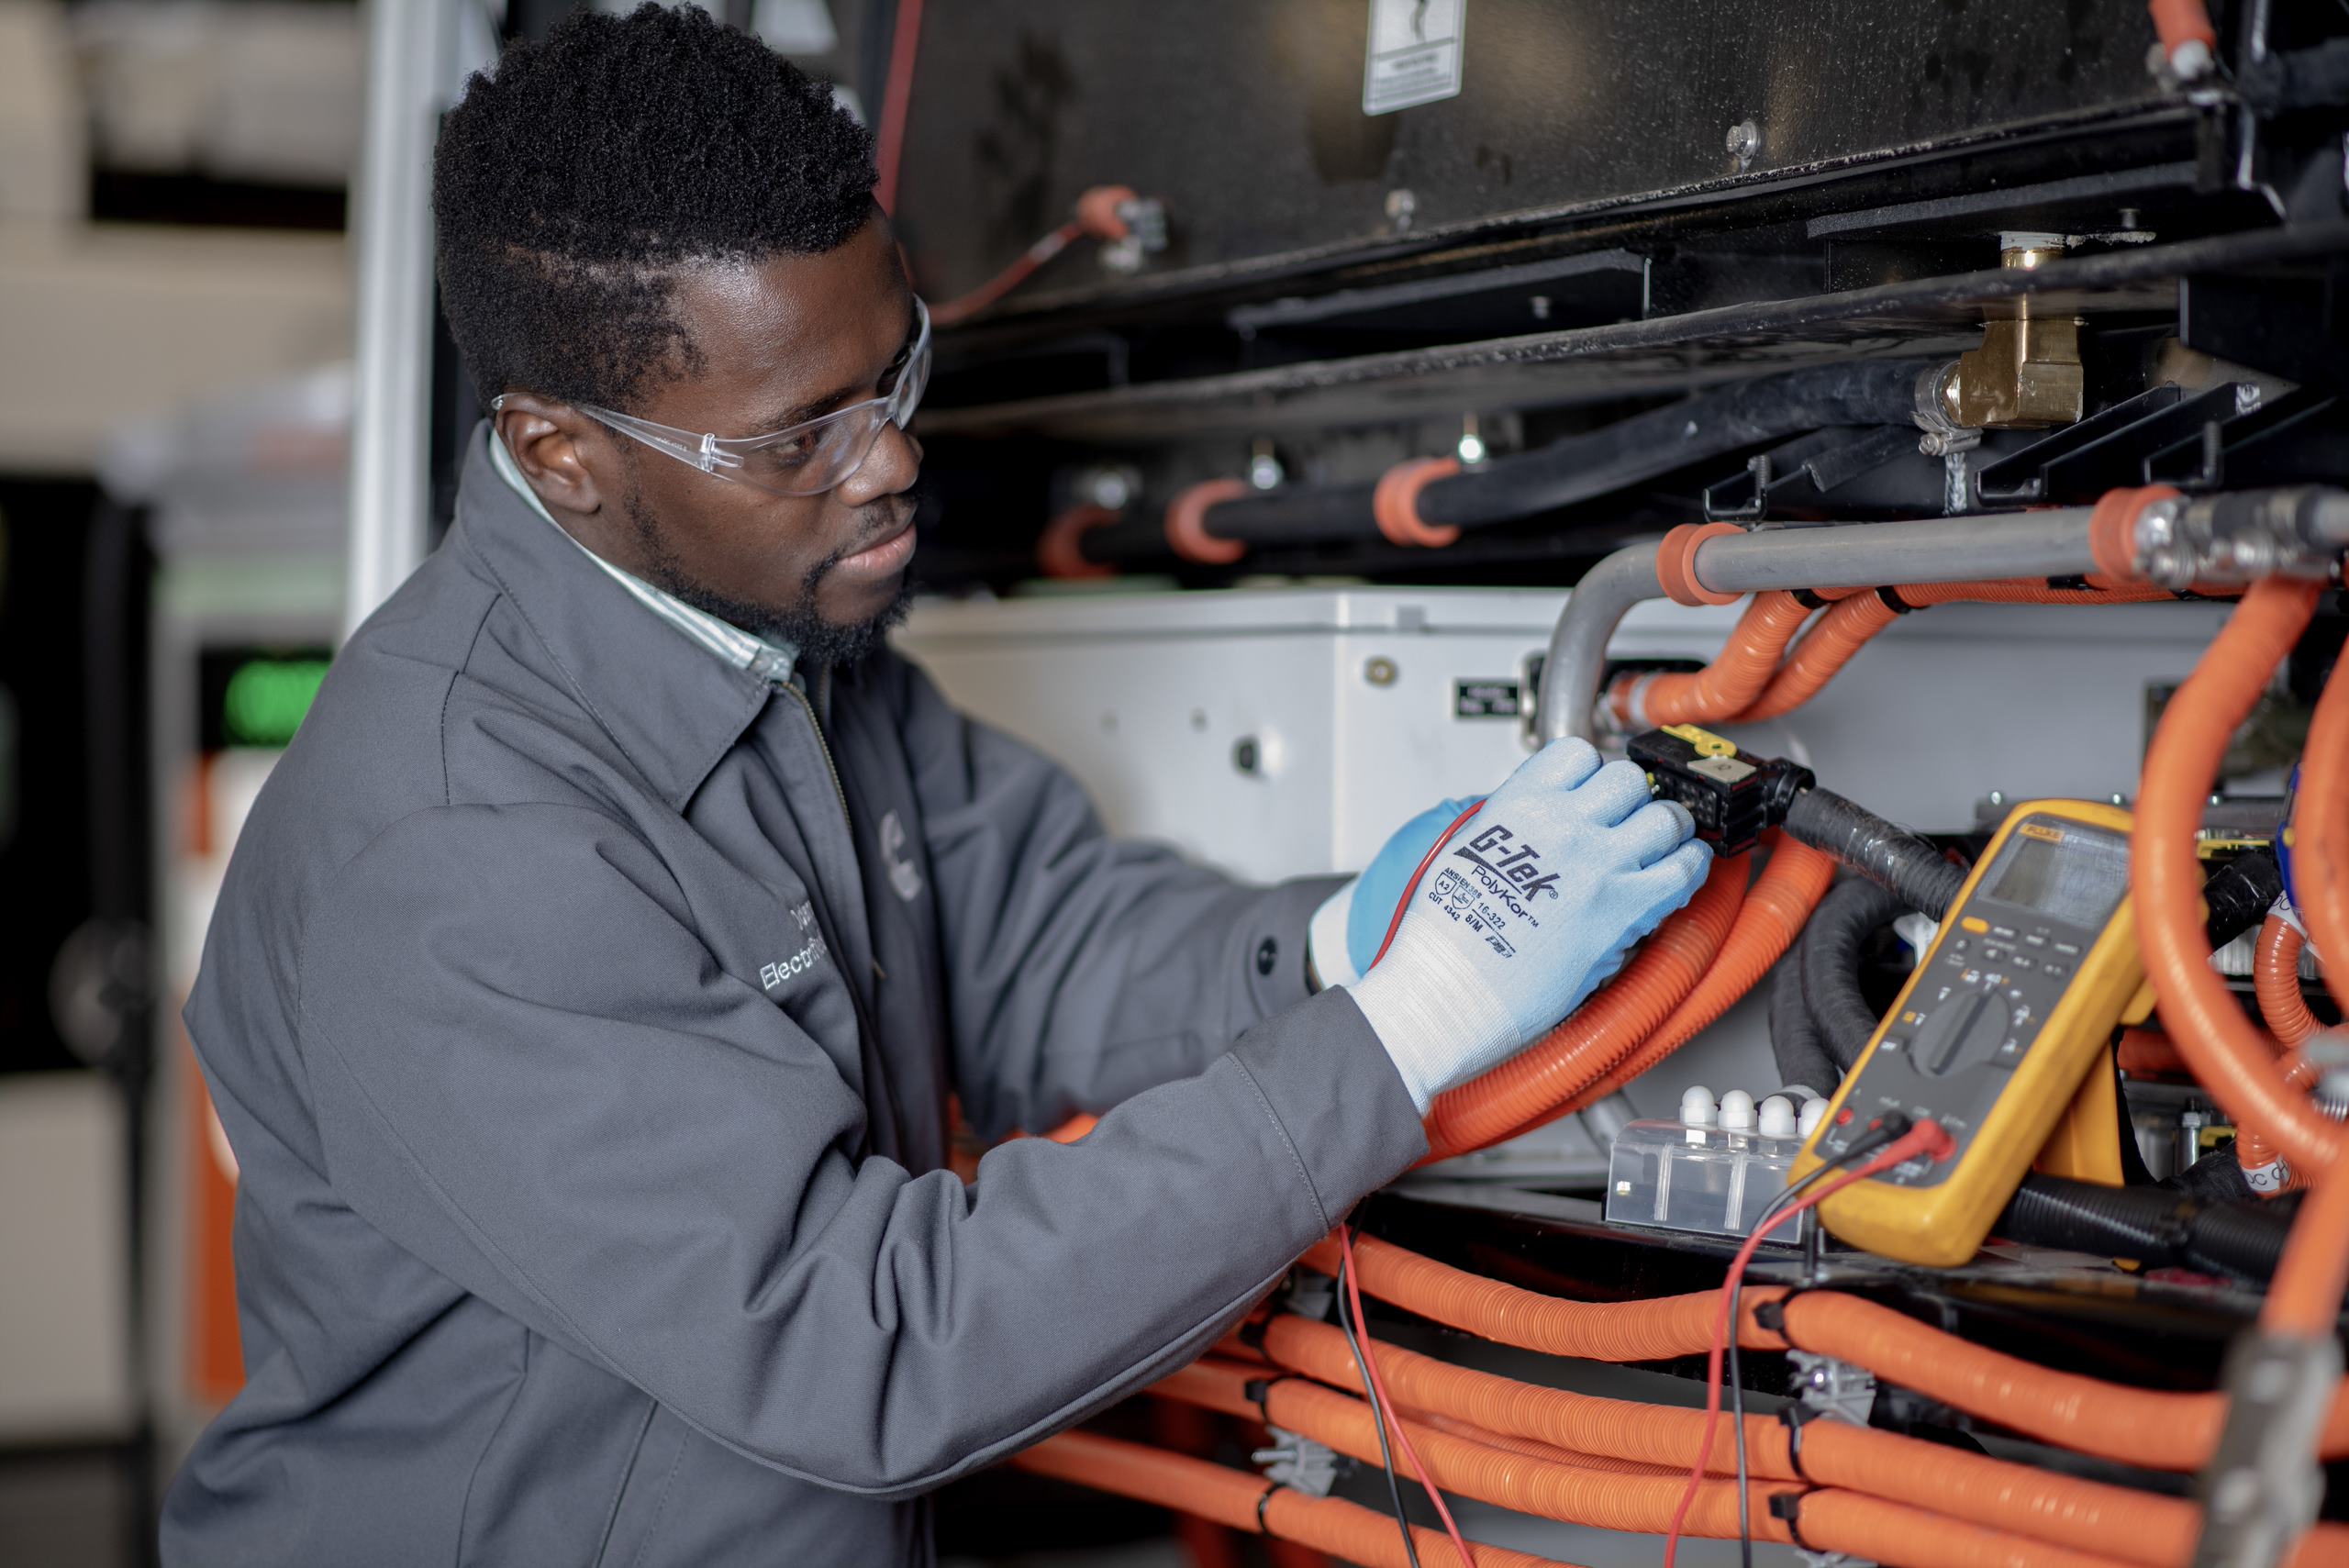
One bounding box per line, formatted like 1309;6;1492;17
161;428;1426;1566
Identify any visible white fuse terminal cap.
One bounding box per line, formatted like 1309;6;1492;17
1718;1089;1757;1132
1798;1098;1830;1140
1757;1095;1798;1139
1679;1085;1720;1128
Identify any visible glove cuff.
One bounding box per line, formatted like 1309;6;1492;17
1308;880;1362;990
1347;938;1520;1116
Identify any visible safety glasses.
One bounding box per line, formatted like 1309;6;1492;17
500;299;930;499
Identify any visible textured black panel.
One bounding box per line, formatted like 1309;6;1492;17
893;0;2169;306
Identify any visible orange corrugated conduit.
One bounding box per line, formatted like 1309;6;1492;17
2256;643;2349;1336
1409;1410;1688;1479
1013;1429;1575;1568
1540;840;1838;1130
1256;1314;2338;1568
2298;647;2349;1017
1727;579;2181;725
2257;916;2322;1048
2235;1044;2321;1195
1157;1359;2152;1568
1608;591;1815;728
1297;1230;1775;1361
1156;1359;1798;1542
2134;582;2341;1185
1419;854;1750;1162
1308;1229;2349;1467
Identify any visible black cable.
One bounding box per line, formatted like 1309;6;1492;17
1767;931;1839;1095
1335;1251;1422;1568
1726;1115;1912;1568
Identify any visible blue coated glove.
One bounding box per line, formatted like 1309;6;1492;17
1346;739;1710;1112
1308;796;1485;989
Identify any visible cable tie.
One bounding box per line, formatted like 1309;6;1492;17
1793;588;1831;610
1876;585;1917;614
1769;1488;1812;1549
1777;1404;1824;1481
1236;1316;1271;1351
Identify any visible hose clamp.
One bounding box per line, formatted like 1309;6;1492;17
1163;478;1252;565
1657;522;1748;606
1372;456;1464;549
1036;504;1119;580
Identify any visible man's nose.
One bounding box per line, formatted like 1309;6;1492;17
836;421;921;506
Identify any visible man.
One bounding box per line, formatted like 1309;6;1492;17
162;9;1705;1564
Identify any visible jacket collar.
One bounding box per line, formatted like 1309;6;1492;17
449;422;772;811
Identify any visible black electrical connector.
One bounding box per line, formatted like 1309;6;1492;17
1627;726;1813;856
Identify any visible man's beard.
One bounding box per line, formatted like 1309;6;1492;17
621;477;916;670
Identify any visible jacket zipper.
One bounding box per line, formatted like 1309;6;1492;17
778;678;883;982
778;678;853;835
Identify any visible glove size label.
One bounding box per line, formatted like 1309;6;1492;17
1424;823;1558;959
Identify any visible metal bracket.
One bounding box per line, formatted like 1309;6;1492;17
1788;1351;1877;1424
2192;1333;2343;1568
1283;1272;1336;1323
1251;1428;1344;1496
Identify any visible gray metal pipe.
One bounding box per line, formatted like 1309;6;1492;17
1692;507;2098;592
1536;544;1662;745
1539;506;2102;745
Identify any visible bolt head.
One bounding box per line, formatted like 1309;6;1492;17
1364;656;1398;688
1384;188;1418;231
1725;118;1761;163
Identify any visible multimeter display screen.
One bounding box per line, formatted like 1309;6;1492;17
1979;823;2131;928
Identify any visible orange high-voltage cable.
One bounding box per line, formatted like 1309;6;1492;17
1262;1315;2268;1568
1608;591;1815;728
1304;1230;2349;1469
1153;1360;2152;1568
1012;1429;1575;1568
2257;639;2349;1336
1419;854;1749;1162
1728;579;2180;725
1540;839;1838;1132
2133;584;2343;1218
2255;915;2322;1049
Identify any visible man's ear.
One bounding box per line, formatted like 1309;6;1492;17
493;395;606;516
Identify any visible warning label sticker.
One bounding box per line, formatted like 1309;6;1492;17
1363;0;1465;116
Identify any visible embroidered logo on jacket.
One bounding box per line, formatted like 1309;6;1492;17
879;810;925;903
762;902;831;993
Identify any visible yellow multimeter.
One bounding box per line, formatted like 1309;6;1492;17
1789;800;2152;1267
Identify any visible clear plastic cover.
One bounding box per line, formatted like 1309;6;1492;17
1605;1118;1807;1240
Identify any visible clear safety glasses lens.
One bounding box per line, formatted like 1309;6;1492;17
564;302;930;499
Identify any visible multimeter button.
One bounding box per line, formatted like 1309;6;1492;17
2011;953;2034;970
2043;962;2068;977
1950;938;1969;954
1960;917;1990;934
1984;944;2012;962
1991;925;2018;940
2053;940;2081;956
2023;931;2048;948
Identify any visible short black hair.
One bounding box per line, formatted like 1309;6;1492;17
433;4;876;411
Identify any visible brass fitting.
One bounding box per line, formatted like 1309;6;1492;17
1934;233;2085;429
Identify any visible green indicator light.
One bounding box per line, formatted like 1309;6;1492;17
224;658;329;747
